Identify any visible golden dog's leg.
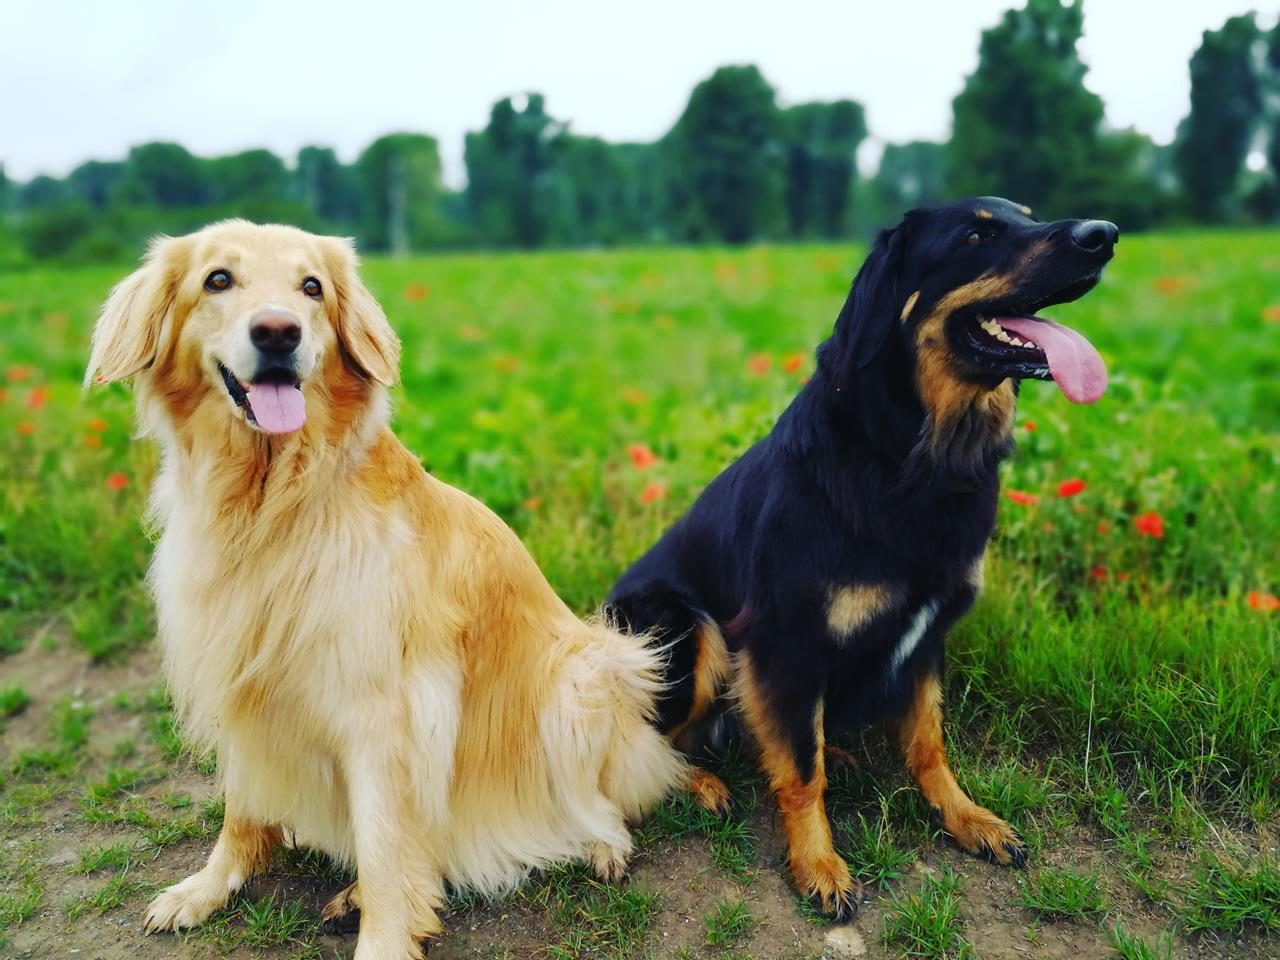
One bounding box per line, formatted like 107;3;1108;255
346;741;443;960
897;671;1027;866
736;657;858;920
144;807;281;933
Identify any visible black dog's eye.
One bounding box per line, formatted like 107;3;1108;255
302;277;323;299
204;270;232;292
965;230;985;246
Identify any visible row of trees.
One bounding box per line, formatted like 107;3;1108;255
3;2;1278;264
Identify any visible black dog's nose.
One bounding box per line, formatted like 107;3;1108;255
250;314;302;355
1071;220;1119;253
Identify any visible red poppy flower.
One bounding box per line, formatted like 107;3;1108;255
15;421;36;435
6;365;33;383
747;354;772;376
1133;512;1165;539
87;418;108;433
106;472;129;491
1006;489;1039;506
640;482;667;504
1097;521;1111;535
627;443;659;470
1057;478;1086;498
1022;421;1037;433
25;387;48;411
1116;572;1130;582
1247;591;1279;613
781;353;806;374
1090;565;1108;581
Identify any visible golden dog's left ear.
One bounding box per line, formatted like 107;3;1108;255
323;238;400;385
85;235;190;386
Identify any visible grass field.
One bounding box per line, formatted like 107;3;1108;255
0;233;1277;959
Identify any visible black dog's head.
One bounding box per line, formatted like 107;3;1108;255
821;198;1116;437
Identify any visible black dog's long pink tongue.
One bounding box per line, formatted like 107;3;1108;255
994;316;1108;404
246;383;307;433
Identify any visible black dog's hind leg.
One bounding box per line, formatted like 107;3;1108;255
607;587;733;815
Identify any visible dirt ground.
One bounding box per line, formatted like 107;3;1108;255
1;639;1272;960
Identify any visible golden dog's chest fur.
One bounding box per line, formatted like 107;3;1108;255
89;221;683;959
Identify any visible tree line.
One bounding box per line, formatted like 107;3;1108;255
3;1;1278;265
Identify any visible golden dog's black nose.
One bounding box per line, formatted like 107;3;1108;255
250;314;302;355
1071;220;1119;254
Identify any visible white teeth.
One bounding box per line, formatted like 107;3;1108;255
1010;337;1025;347
978;317;1035;348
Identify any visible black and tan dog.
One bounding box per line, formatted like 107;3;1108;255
608;197;1117;918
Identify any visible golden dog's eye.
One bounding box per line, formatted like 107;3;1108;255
302;277;323;299
204;270;232;292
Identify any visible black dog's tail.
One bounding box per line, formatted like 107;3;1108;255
606;586;739;756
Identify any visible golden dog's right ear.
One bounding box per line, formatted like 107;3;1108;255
321;237;400;385
85;235;190;386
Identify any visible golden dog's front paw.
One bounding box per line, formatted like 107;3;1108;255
143;873;229;933
321;881;362;933
588;842;630;883
940;803;1027;867
790;852;861;921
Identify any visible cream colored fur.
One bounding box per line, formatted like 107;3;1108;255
87;221;685;960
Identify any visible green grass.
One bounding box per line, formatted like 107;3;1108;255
703;897;756;947
0;233;1278;954
1017;866;1107;920
882;867;974;959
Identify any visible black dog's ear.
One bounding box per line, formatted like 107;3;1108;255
820;222;911;383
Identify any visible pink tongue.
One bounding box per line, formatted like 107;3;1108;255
246;383;307;434
993;316;1108;404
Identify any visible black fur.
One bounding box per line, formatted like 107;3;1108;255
608;196;1117;765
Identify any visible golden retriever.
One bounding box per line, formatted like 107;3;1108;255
86;220;686;960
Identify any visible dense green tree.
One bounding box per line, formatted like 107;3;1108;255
297;146;361;226
868;141;949;222
19;175;69;210
665;65;785;243
780;100;865;238
67;161;126;209
206;149;290;206
949;0;1104;216
1266;22;1280;190
546;135;632;245
465;94;567;248
356;133;446;254
1173;14;1262;220
117;142;210;208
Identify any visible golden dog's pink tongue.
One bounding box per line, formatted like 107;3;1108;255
246;383;306;434
994;316;1108;404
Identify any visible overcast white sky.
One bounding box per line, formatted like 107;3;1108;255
1;1;1271;188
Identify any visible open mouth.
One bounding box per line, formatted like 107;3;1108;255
217;363;307;434
954;272;1107;404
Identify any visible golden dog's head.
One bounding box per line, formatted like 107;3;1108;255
87;220;399;440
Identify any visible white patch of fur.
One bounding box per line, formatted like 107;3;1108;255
891;600;940;672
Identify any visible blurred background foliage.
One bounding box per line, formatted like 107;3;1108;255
2;1;1279;267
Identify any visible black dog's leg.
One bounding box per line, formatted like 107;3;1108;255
734;638;859;920
608;587;732;814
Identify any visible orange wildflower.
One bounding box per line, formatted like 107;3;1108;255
640;482;667;504
87;418;108;432
16;421;36;435
521;496;542;511
1133;512;1165;539
1022;421;1037;432
6;365;33;383
1153;276;1185;295
1247;591;1280;613
83;434;102;449
781;353;806;374
403;282;429;302
1263;305;1280;324
25;387;48;411
747;354;772;376
1005;489;1039;506
621;387;648;405
627;443;659;470
1057;478;1086;498
106;472;129;491
1090;565;1108;581
1097;521;1111;535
